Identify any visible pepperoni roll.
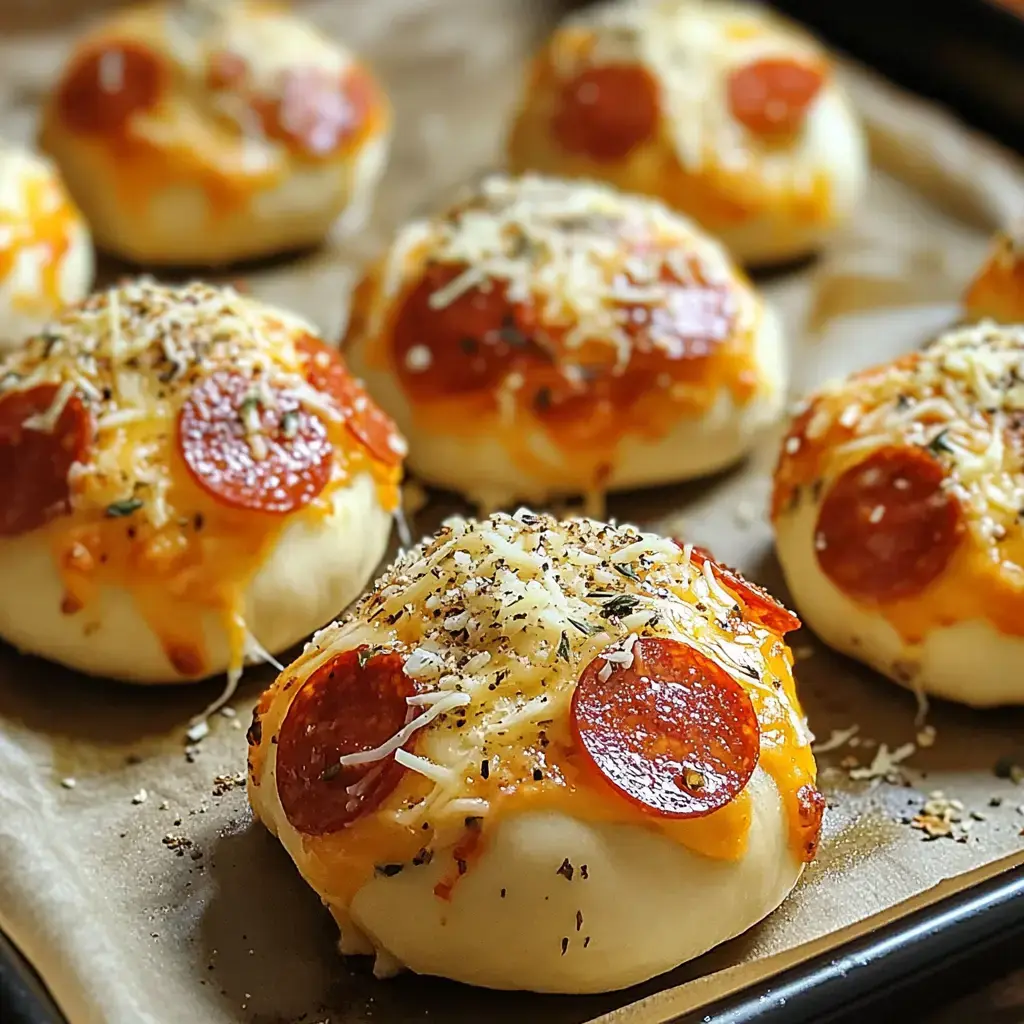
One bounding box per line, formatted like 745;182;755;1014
773;321;1024;707
506;0;867;266
0;143;92;351
963;227;1024;324
248;510;820;993
342;174;786;511
0;280;404;684
38;1;390;266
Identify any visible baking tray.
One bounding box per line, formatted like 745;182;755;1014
1;1;1024;1023
1;852;1022;1023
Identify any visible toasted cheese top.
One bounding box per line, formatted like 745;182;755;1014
0;279;403;679
249;510;819;909
552;0;829;171
774;320;1024;640
348;174;768;468
43;0;387;209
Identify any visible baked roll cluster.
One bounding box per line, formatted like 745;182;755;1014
344;173;786;510
39;0;391;265
248;510;822;992
507;0;867;265
773;320;1024;707
0;143;93;350
0;280;404;683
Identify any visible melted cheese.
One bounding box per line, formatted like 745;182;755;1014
564;0;827;174
351;174;768;485
506;0;840;233
0;279;401;679
40;0;388;242
254;510;816;909
0;145;87;327
774;319;1024;641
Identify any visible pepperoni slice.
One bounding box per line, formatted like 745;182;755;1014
57;42;165;136
177;371;332;514
815;446;964;603
727;58;825;136
391;264;543;397
686;544;801;635
296;335;404;466
571;636;760;818
552;64;660;162
0;385;91;536
796;783;826;863
275;648;417;835
261;66;375;158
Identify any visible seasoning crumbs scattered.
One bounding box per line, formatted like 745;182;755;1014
162;834;193;855
131;788;148;805
60;777;76;789
911;792;967;842
212;771;246;797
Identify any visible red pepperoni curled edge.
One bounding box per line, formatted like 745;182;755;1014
815;445;964;603
685;544;801;635
57;42;165;136
0;384;91;537
296;335;404;466
275;648;417;835
571;636;760;819
552;64;661;163
177;371;332;514
727;58;825;136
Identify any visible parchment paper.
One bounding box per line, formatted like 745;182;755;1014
1;3;1024;1023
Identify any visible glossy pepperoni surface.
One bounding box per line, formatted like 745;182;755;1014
727;58;825;136
0;385;91;536
815;445;964;602
687;544;801;635
275;648;416;835
391;258;738;437
57;42;165;135
552;64;660;162
296;335;404;465
571;636;760;818
178;371;332;514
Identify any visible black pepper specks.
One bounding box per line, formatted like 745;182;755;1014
560;937;569;956
556;857;574;881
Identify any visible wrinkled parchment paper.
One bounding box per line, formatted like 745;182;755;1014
1;2;1024;1022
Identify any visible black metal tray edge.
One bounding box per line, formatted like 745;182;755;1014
1;859;1022;1024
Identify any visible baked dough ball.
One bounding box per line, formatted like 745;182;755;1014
0;143;93;351
39;0;391;266
773;321;1024;707
963;227;1024;324
0;279;405;684
343;174;786;510
507;0;868;266
248;510;823;993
